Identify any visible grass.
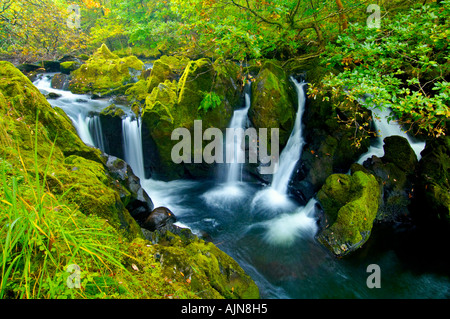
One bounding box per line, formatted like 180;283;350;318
0;115;132;299
0;114;202;299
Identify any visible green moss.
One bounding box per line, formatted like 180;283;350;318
126;79;149;102
69;44;144;95
0;61;142;240
60;61;81;74
147;60;174;93
177;58;214;114
100;104;126;118
317;171;381;257
158;55;190;73
249;61;296;147
147;230;260;299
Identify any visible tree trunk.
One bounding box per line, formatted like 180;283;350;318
335;0;348;31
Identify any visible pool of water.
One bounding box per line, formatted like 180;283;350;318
141;178;450;299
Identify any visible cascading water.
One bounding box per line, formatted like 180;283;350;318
33;74;109;150
357;106;426;164
269;77;307;196
200;85;253;204
122;116;146;180
251;77;307;209
31;72;450;300
225;92;251;184
86;115;105;152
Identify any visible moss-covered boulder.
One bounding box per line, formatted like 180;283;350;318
139;57;238;180
249;60;296;148
69;44;144;96
60;61;81;74
0;61;142;240
317;170;381;257
51;73;71;90
415;136;450;223
140;225;260;299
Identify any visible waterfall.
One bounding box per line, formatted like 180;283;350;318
357;106;426;164
225;92;251;184
122;116;146;180
269;77;307;196
86;115;105;152
33;74;108;151
250;77;307;211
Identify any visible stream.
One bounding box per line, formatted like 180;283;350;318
34;73;450;299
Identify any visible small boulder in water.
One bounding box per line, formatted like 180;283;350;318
142;207;177;231
46;92;62;100
51;73;71;90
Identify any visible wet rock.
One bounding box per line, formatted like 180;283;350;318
46;92;62;99
43;60;61;72
359;136;418;223
104;154;154;223
414;136;450;223
99;104;125;159
51;73;71;90
142;207;177;231
317;170;381;257
249;60;296;148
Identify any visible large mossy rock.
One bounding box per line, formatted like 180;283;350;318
0;61;142;240
140;225;260;299
415;136;450;223
139;57;239;180
317;170;381;257
69;44;144;96
249;60;296;148
60;61;81;75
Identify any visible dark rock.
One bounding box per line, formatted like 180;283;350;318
46;92;62;99
414;136;450;223
99;105;125;160
382;136;418;172
361;136;418;223
104;155;154;223
43;60;61;72
51;73;71;90
142;207;177;231
17;63;42;73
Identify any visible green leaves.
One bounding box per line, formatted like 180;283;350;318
198;91;222;113
320;1;450;137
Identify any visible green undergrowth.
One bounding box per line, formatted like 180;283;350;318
0;119;198;299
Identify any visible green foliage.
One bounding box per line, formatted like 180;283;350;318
0;0;88;62
316;1;450;137
198;91;222;113
0;120;130;299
